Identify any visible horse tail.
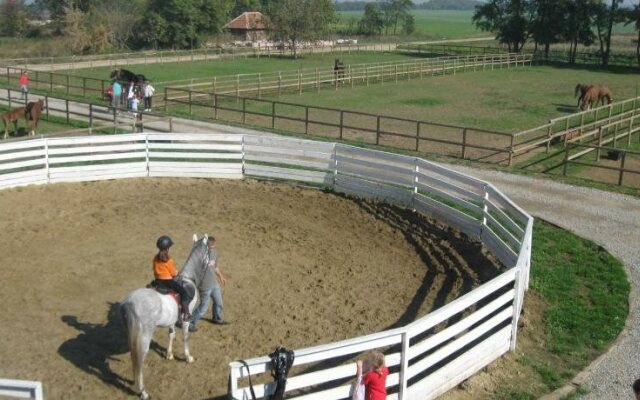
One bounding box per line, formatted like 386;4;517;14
122;301;144;384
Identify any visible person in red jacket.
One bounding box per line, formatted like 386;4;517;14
19;71;28;99
356;350;388;400
153;235;192;321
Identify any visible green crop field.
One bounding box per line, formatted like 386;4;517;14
339;10;485;40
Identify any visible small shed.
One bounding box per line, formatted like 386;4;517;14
224;11;268;42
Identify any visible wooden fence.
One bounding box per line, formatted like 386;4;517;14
561;115;640;186
512;96;640;159
165;53;532;96
164;89;514;163
0;89;174;136
0;133;533;400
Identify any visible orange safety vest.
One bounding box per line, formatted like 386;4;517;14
153;256;177;280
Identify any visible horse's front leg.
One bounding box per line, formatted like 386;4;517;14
182;321;194;363
166;325;176;360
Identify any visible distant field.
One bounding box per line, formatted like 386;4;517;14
339;10;483;40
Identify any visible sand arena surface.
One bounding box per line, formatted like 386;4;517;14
0;178;503;399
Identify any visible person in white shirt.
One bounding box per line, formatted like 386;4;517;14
143;80;155;112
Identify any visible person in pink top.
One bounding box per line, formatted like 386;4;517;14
19;71;28;99
356;350;388;400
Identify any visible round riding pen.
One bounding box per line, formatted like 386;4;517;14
0;133;532;400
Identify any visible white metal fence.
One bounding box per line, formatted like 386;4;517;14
0;133;532;400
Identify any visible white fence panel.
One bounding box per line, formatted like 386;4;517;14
413;193;482;238
481;227;518;267
49;162;148;183
148;161;243;179
244;164;333;185
406;327;511;400
0;379;43;400
335;174;413;206
0;169;47;189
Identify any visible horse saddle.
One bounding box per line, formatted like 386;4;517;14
147;281;181;304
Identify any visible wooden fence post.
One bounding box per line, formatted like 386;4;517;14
462;128;467;159
339;111;344;140
271;102;275;129
546;123;552;153
618;151;626;185
563;147;570;176
242;97;246;124
376;115;381;145
508;134;514;166
305;106;309;134
189;90;192;116
65;99;70;123
596;127;603;161
415;122;420;151
258;73;262;98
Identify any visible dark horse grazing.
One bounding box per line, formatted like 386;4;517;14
110;68;147;85
580;86;613;111
334;58;345;83
2;106;25;139
25;99;44;136
574;83;593;108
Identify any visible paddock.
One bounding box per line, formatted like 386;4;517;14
0;133;531;399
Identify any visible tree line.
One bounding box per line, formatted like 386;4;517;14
0;0;337;55
340;0;417;36
335;0;480;12
473;0;640;66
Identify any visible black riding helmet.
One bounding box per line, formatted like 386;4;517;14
156;235;174;250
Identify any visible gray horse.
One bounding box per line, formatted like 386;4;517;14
121;234;216;400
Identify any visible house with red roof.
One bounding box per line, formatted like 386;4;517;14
224;11;269;42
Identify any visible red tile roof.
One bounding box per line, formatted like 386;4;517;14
224;12;268;30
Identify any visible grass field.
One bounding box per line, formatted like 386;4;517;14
62;57;640;134
338;10;484;41
265;64;640;133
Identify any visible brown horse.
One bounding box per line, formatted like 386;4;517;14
25;99;44;136
2;106;26;139
580;86;613;110
574;83;593;108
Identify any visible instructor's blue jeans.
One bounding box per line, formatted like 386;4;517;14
192;287;224;325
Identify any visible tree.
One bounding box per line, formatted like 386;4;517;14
359;3;385;35
385;0;414;35
562;0;596;64
140;0;233;49
0;0;29;37
623;0;640;65
601;0;624;66
472;0;533;52
529;0;567;57
402;13;416;35
265;0;337;58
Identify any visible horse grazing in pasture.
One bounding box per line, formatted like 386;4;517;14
110;68;147;85
121;234;217;400
574;83;593;108
580;86;613;111
25;99;44;136
2;106;25;139
334;58;345;83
